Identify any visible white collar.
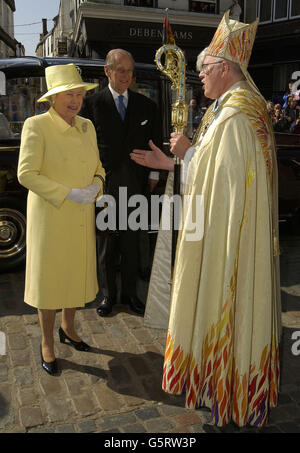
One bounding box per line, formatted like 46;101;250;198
108;84;128;102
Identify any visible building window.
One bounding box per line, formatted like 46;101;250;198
189;1;216;14
3;2;8;31
274;0;288;21
290;0;300;18
257;0;273;23
257;0;300;23
124;0;156;6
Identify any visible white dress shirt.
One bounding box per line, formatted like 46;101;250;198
108;84;129;110
108;84;159;182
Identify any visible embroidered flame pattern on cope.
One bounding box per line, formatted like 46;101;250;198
227;89;274;181
163;296;279;426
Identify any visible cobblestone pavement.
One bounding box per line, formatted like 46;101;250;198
0;232;300;434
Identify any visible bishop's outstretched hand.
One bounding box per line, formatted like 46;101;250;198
130;140;174;171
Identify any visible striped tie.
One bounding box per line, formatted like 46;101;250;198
118;95;126;121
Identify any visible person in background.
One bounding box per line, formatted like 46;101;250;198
81;49;161;318
18;64;105;375
284;96;299;125
131;11;280;427
272;103;289;132
266;100;274;117
282;81;296;109
290;117;300;134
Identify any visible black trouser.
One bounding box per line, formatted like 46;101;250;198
97;229;139;299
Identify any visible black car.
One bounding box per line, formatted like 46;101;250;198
0;56;203;272
1;57;300;273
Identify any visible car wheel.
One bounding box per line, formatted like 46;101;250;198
0;195;26;272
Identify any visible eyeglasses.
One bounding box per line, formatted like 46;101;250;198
200;61;223;74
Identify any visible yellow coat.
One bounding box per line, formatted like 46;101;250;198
18;107;105;309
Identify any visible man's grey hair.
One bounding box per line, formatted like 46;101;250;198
196;48;208;72
105;49;135;68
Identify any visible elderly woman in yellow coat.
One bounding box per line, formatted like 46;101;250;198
17;64;105;375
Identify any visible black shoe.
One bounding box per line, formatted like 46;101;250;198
122;295;145;316
40;345;58;375
58;327;91;352
96;296;116;317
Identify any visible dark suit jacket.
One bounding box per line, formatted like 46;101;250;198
81;87;161;203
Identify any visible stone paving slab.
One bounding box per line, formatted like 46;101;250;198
0;234;300;434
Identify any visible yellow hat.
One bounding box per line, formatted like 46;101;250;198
206;10;260;93
37;64;98;103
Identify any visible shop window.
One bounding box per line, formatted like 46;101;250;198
290;0;300;18
124;0;155;7
189;1;216;14
274;0;288;21
257;0;273;23
258;0;300;23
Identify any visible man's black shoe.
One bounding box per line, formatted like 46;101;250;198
96;296;116;317
122;295;145;316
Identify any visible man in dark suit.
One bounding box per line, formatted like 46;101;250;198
81;49;161;317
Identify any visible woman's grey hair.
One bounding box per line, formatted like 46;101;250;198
47;88;86;106
48;94;57;107
105;49;135;68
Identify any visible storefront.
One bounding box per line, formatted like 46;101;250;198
70;5;220;69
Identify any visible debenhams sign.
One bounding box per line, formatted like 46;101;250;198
86;19;202;43
129;27;193;41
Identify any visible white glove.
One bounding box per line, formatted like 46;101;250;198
66;184;100;205
85;183;100;198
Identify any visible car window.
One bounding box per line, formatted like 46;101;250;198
0;62;201;142
0;77;47;137
133;80;160;105
0;75;102;139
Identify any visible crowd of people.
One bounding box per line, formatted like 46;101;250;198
190;83;300;138
267;86;300;133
